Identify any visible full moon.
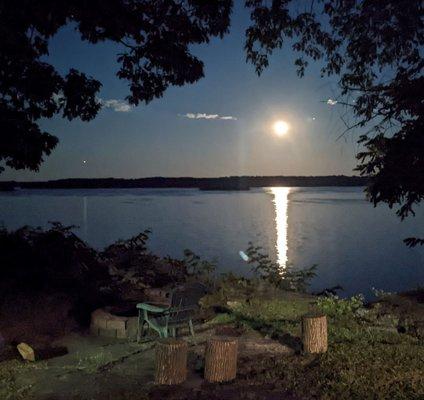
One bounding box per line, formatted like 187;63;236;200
273;120;289;136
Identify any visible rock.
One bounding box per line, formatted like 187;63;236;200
17;342;35;361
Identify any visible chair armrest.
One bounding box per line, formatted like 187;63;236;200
136;302;169;313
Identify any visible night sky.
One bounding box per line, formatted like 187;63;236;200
3;4;361;181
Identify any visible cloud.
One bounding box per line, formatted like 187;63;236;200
180;113;237;121
220;115;238;120
100;99;132;112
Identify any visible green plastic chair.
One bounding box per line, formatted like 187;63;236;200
136;283;207;340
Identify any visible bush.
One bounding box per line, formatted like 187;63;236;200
245;243;316;292
0;223;109;296
316;294;365;319
180;249;216;286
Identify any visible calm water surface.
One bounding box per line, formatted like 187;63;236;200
1;187;423;297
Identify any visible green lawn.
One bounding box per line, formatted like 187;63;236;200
206;291;424;399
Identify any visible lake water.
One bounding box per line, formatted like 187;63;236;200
0;187;423;297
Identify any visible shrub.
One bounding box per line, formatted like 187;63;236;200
180;249;216;286
245;243;316;292
316;294;365;318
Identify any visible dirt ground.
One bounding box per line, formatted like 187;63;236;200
1;333;155;399
1;290;423;400
1;323;293;400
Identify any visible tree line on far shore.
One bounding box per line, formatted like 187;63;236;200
0;175;368;190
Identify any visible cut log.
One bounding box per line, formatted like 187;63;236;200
204;336;238;383
301;313;328;354
16;343;68;362
17;342;35;361
155;338;187;385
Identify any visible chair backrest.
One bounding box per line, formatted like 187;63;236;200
166;282;209;324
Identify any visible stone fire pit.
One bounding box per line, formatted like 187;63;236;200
90;307;138;340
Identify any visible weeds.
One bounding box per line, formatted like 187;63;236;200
73;350;114;373
245;243;316;292
316;294;365;319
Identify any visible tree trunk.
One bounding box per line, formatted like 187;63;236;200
302;313;328;354
204;336;238;382
155;338;187;385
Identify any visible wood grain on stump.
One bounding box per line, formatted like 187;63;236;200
301;313;328;354
155;338;187;385
204;336;238;383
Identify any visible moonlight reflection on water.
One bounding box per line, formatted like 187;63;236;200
1;187;423;297
270;187;290;269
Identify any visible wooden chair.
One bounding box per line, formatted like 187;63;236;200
136;283;207;340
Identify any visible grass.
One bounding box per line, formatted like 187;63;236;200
205;313;237;326
234;297;312;322
207;299;310;328
72;349;115;373
326;322;424;398
1;288;423;399
236;320;424;399
0;359;48;400
0;347;119;399
218;296;313;338
214;293;424;399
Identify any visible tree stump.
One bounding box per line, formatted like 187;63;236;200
204;336;238;383
302;313;328;354
155;338;187;385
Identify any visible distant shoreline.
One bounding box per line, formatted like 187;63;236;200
0;175;368;191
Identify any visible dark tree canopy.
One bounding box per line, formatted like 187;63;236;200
1;1;423;243
0;0;232;172
245;0;424;244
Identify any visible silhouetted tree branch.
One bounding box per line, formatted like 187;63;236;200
245;0;424;245
0;0;232;172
